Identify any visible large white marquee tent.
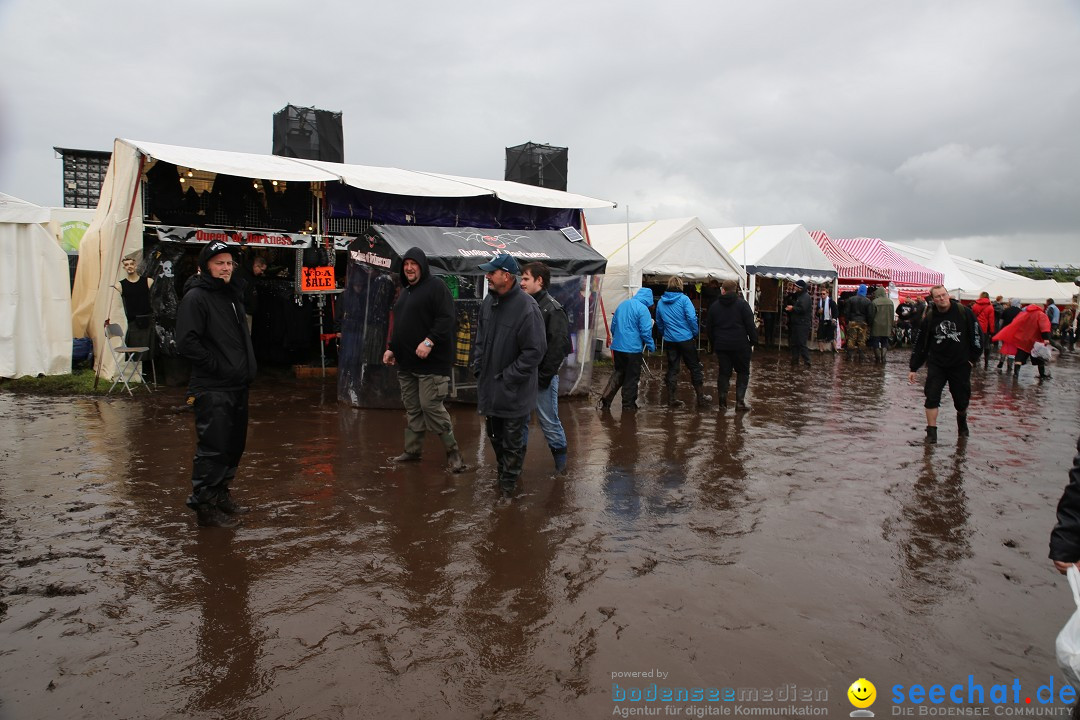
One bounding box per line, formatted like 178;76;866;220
0;193;72;378
886;241;1077;303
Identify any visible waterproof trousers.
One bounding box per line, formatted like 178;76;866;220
486;415;529;493
608;350;644;408
188;388;249;509
715;346;751;404
664;339;705;387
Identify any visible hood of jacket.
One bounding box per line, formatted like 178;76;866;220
400;246;431;286
1025;304;1044;314
975;297;993;307
633;287;655;307
718;292;738;307
858;284;868;296
873;287;887;299
657;291;685;307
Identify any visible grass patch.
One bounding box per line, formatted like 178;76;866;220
0;368;114;396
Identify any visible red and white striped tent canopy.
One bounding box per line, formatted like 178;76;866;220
833;237;943;287
809;230;890;283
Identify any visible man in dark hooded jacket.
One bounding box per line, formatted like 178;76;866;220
383;247;465;472
176;241;257;528
785;280;813;366
473;253;546;498
706;279;756;412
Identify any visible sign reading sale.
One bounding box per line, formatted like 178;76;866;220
301;266;336;292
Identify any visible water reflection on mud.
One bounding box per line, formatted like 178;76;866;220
2;350;1079;718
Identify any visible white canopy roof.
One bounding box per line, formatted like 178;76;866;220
0;192;51;224
588;217;744;332
711;224;836;283
589;217;744;284
121;139;616;209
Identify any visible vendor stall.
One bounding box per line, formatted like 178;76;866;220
71;138;616;396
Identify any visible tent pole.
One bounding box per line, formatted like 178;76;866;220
626;205;631;300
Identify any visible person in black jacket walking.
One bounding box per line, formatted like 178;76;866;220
1050;434;1080;720
706;279;756;412
383;247;466;472
176;241;257;528
521;262;571;473
785;280;813;367
1051;436;1080;574
908;285;982;444
473;253;547;498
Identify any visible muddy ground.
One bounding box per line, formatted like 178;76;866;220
2;349;1079;720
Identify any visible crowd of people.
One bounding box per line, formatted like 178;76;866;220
597;276;1077;448
171;246;1078;521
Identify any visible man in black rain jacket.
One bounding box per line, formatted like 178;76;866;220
176;241;257;528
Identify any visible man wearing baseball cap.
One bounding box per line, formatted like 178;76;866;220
176;241;257;528
473;252;546;499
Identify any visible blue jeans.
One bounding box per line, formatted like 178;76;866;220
530;373;567;450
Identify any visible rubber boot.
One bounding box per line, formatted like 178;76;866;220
666;381;684;408
598;373;619;410
394;428;424;462
925;426;937;444
195;503;239;529
957;413;969;437
996;357;1004;370
716;383;728;411
734;375;751;412
1012;362;1020;378
857;350;865;363
218;491;250;515
550;445;568;474
440;433;466;473
693;382;711;408
1006;357;1014;374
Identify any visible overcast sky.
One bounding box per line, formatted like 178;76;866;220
1;0;1077;266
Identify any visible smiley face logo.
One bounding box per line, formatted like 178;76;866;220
847;678;876;709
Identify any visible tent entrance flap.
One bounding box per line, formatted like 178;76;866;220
357;225;607;276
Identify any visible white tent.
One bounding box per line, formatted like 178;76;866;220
926;242;979;294
588;217;744;329
710;224;837;284
885;241;1076;302
0;193;72;378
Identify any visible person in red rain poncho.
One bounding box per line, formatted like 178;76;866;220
971;292;996;369
992;303;1052;380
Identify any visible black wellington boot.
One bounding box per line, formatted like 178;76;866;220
925;426;938;444
666;381;684;408
957;413;969;437
693;382;712;408
195;503;240;529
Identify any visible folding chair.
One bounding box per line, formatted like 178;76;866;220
104;323;152;395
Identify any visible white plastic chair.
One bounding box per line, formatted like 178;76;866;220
104;323;152;395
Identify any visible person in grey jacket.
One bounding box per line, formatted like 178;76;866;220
473;253;547;498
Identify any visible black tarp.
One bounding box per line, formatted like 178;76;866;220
350;224;607;277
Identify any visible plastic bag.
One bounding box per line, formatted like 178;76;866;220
1032;341;1053;361
1055;566;1080;687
